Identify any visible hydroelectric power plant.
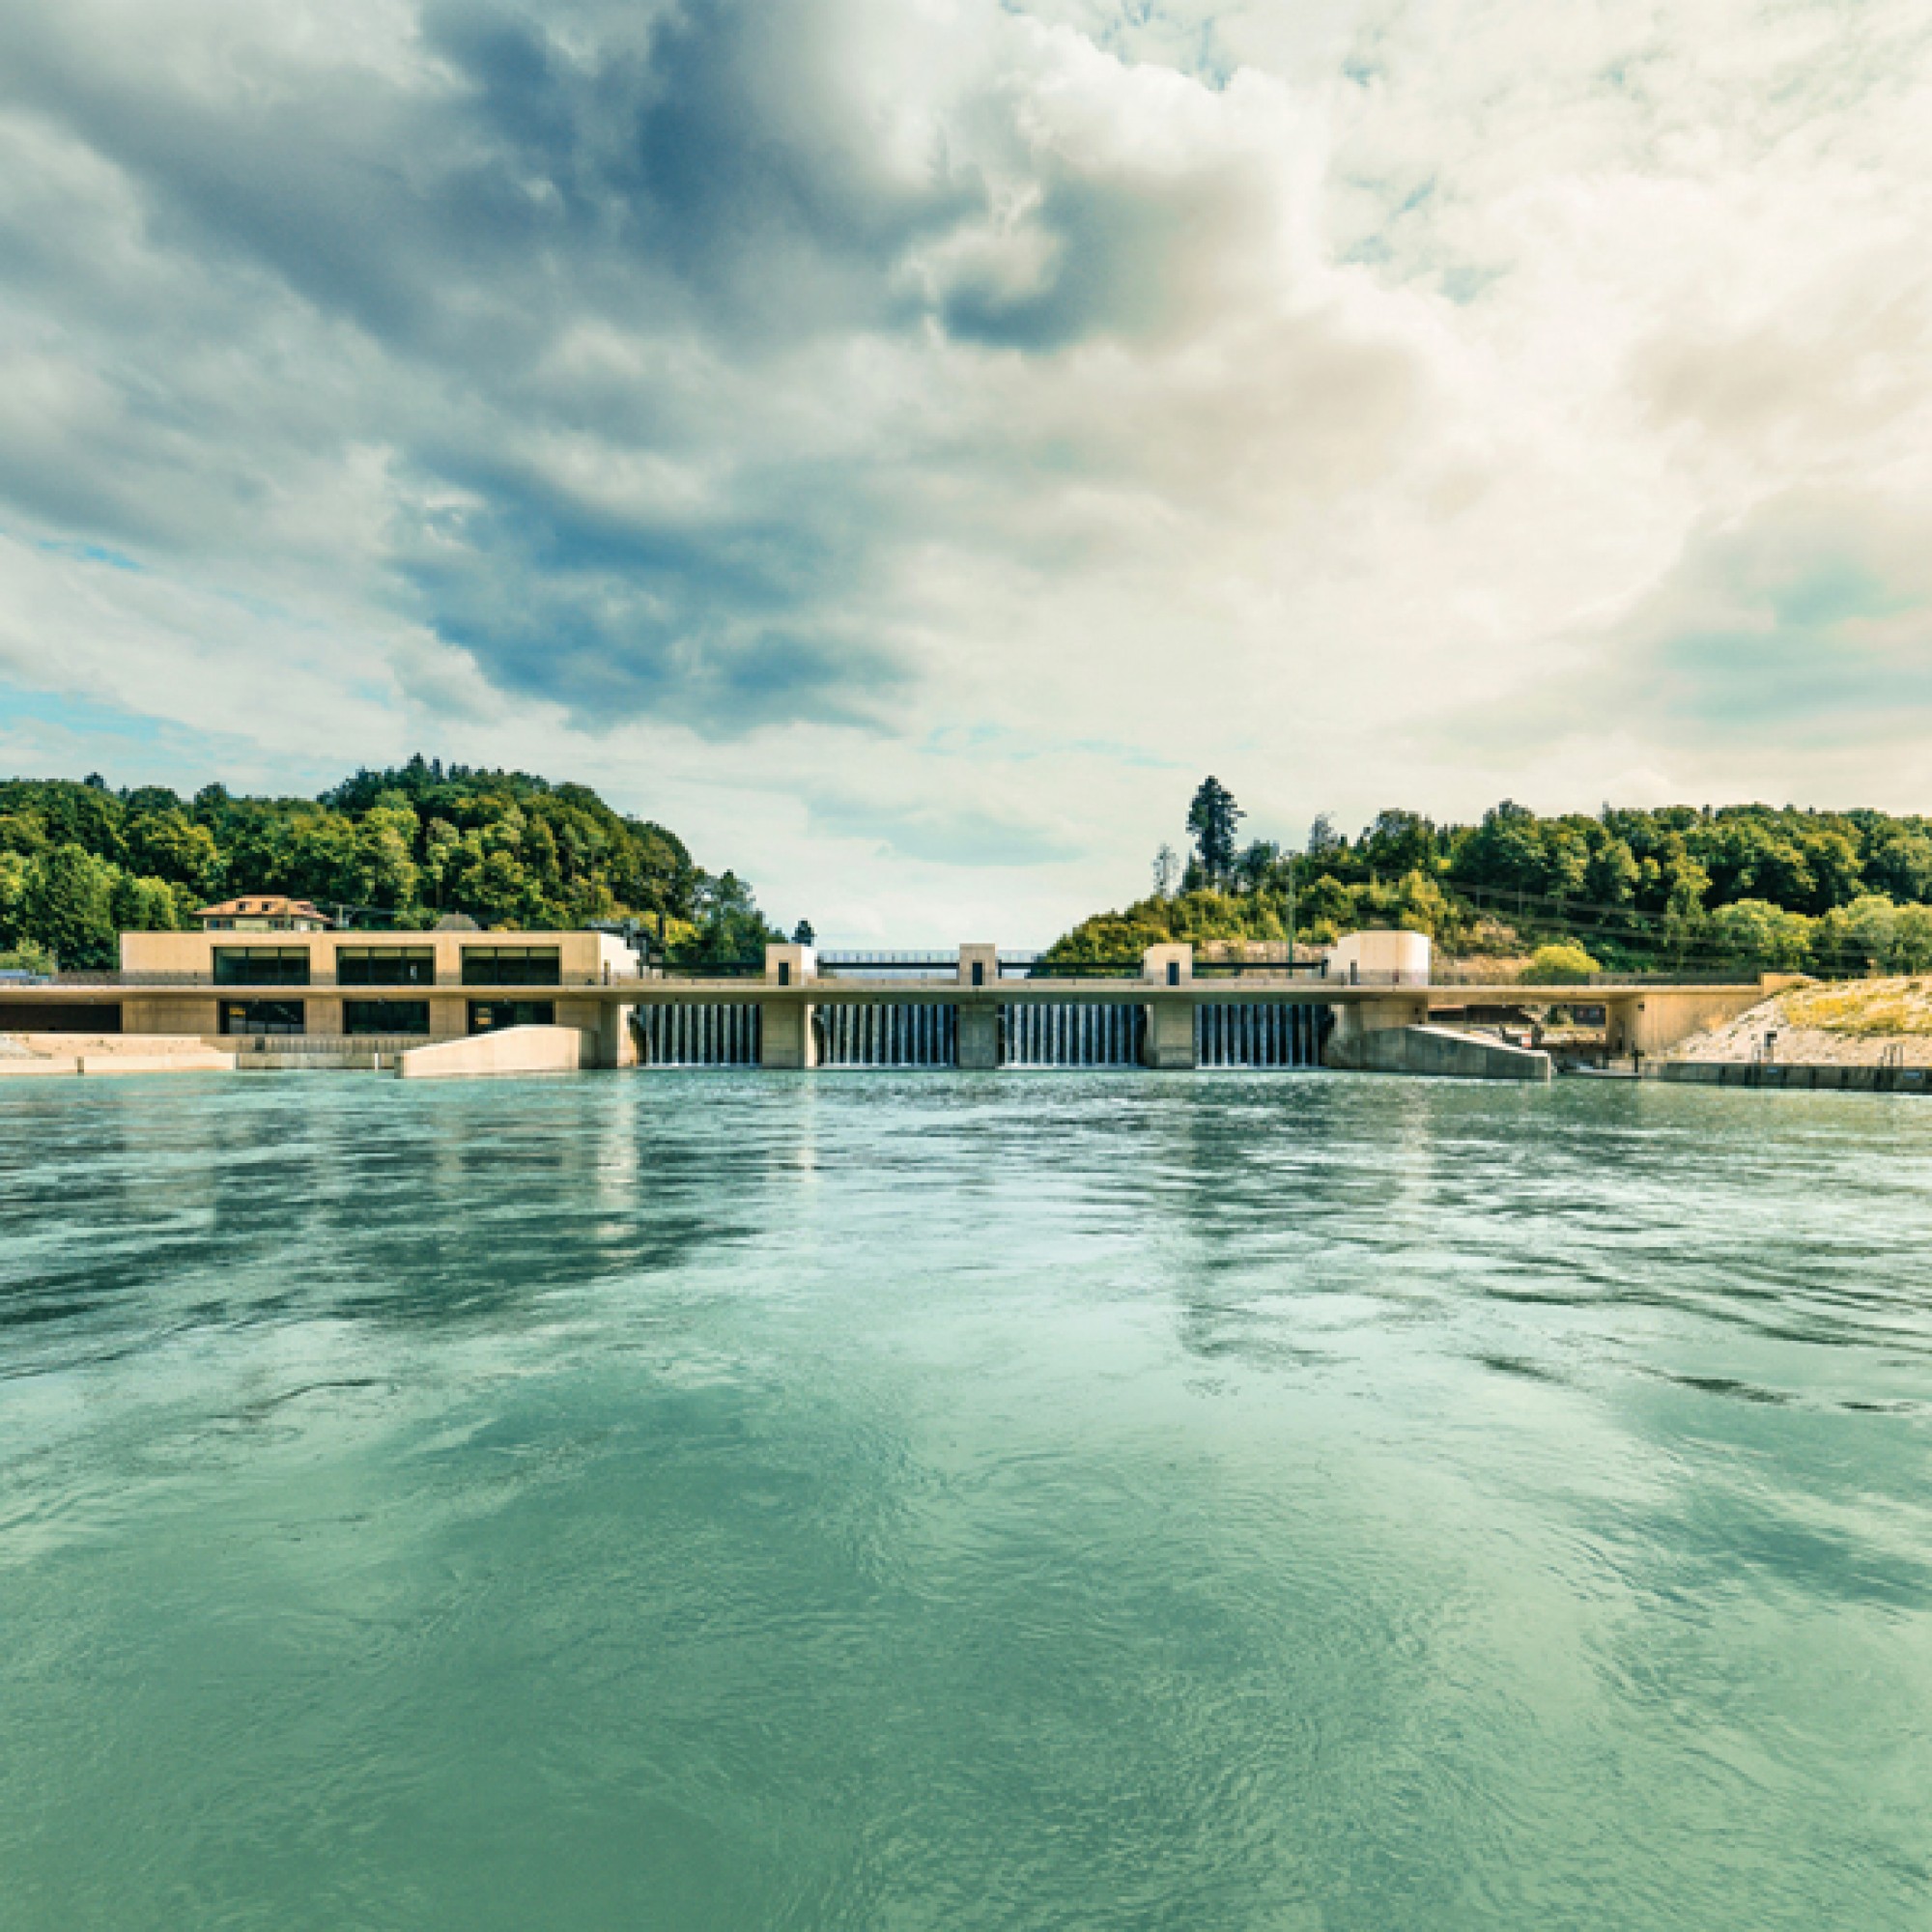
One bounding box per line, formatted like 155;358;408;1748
2;919;1778;1083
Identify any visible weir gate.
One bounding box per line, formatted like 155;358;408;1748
633;944;1339;1071
639;1000;1327;1068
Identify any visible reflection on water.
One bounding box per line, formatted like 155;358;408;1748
2;1073;1930;1931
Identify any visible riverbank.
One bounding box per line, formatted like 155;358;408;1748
1667;976;1932;1067
0;1035;234;1076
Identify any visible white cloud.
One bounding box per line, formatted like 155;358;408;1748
1;0;1929;940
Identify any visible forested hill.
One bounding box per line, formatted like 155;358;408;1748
1049;794;1932;979
0;756;781;970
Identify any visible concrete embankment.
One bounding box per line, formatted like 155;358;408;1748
396;1024;591;1080
1352;1024;1552;1083
0;1035;235;1077
1667;977;1932;1069
1651;1061;1932;1094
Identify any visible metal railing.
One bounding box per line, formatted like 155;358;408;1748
43;970;638;990
1428;965;1757;988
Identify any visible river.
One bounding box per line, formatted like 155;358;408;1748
2;1072;1928;1929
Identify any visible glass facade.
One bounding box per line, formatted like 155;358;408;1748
213;948;310;987
468;1000;556;1034
336;947;435;988
343;1001;431;1036
462;947;562;986
218;999;306;1036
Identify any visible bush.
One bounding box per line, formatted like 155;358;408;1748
1520;942;1600;984
0;941;55;975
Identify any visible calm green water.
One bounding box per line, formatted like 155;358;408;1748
2;1072;1930;1930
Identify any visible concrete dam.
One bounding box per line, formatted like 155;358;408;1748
3;924;1777;1083
639;991;1327;1070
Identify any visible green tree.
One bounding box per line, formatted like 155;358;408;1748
22;843;119;968
0;850;29;946
1706;899;1814;972
1359;810;1437;878
677;871;781;967
0;940;55;974
109;872;184;934
1894;903;1932;974
1842;895;1899;973
125;808;223;897
1521;942;1600;984
1184;778;1244;888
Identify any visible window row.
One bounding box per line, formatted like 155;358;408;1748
211;946;562;988
216;1000;558;1037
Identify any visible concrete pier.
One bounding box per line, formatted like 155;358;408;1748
957;946;1001;1069
759;944;818;1068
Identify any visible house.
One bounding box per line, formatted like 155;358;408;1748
196;895;334;933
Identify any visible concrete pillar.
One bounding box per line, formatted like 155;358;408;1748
1604;998;1633;1058
760;946;817;1067
1142;944;1195;1068
759;999;817;1069
306;994;344;1037
957;1005;998;1069
1323;994;1429;1068
956;944;999;1068
578;1001;638;1068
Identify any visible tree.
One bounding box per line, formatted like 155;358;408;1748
21;843;119;969
1305;813;1345;862
0;851;29;948
1234;839;1281;894
1894;903;1932;974
1521;943;1600;984
1184;778;1243;887
1843;895;1899;973
1707;899;1813;972
1151;843;1180;898
792;919;815;946
109;872;184;935
677;871;781;967
1359;810;1436;879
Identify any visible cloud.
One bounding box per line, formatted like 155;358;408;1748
1623;497;1932;742
1;0;1930;934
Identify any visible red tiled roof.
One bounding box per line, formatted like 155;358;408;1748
196;895;330;921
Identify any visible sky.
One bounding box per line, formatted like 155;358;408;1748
2;0;1929;944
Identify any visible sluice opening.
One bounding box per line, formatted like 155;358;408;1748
1002;1004;1146;1067
819;1004;958;1068
1195;1004;1330;1069
637;1004;762;1066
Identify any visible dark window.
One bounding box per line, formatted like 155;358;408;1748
343;1001;431;1036
213;948;310;986
336;947;436;987
778;961;791;986
462;947;561;986
219;999;306;1036
1167;961;1179;987
971;961;984;987
468;1000;555;1034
